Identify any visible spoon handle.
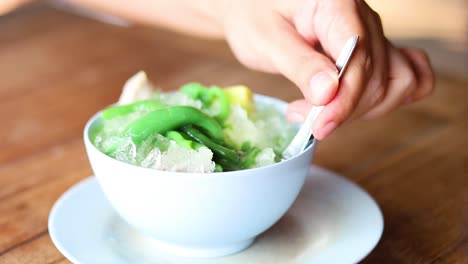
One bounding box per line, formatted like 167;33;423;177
282;35;359;159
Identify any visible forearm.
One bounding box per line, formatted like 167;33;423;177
67;0;225;38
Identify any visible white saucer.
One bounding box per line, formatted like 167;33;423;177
49;166;383;264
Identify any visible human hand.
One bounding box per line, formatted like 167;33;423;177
218;0;434;139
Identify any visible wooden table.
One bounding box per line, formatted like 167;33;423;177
0;4;466;264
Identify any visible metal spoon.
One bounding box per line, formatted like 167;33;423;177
282;35;359;160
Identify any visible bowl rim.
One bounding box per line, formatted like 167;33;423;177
84;93;317;177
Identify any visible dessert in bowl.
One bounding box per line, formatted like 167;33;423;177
83;72;317;257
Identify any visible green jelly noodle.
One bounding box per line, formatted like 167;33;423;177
92;83;297;172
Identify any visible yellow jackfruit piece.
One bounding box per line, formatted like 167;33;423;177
224;85;255;113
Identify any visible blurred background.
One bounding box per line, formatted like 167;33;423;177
366;0;467;78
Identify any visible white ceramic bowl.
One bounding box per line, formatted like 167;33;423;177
83;94;317;258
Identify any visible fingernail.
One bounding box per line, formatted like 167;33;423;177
288;112;305;123
318;122;337;139
308;71;338;104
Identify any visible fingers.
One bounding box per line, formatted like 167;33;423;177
309;0;369;59
309;32;369;140
266;15;340;106
296;0;372;139
360;44;435;119
350;2;389;118
360;43;417;119
399;48;435;102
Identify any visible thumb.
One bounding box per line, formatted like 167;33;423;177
267;17;339;106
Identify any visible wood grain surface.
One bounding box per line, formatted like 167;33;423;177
0;3;467;264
